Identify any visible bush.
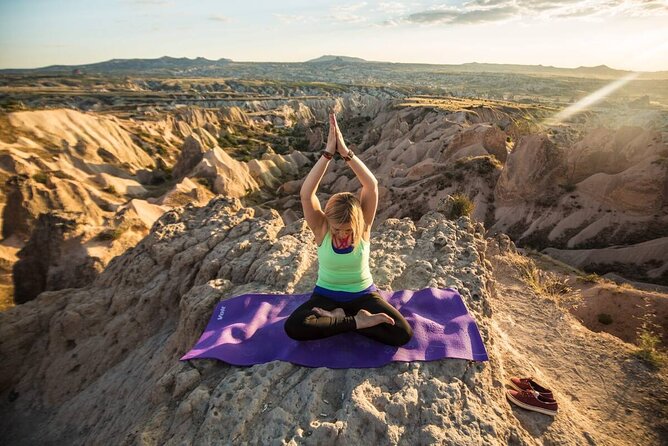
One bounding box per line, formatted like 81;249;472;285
32;172;48;184
95;219;142;242
504;251;574;300
634;322;666;368
196;177;213;191
579;273;602;283
449;193;474;219
560;183;577;193
633;310;667;368
103;185;117;194
597;313;613;325
96;226;125;241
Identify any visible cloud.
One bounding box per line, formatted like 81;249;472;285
375;1;410;15
124;0;173;5
451;6;519;23
405;10;459;24
554;6;601;17
465;0;514;6
405;5;518;24
209;14;231;23
613;0;668;16
394;0;668;26
328;2;369;23
273;13;309;24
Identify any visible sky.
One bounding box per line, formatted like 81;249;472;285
1;0;667;71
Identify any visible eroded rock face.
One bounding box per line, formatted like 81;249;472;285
566;126;666;183
494;134;566;205
489;126;668;256
172;135;205;180
0;197;527;446
12;212;103;304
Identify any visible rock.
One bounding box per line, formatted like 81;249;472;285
0;197;505;445
173;135;205;180
494;134;566;204
12;212;103;303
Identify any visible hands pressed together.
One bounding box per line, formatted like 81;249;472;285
325;112;352;159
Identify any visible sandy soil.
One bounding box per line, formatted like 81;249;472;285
489;252;668;445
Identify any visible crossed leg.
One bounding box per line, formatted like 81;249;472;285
284;292;413;347
343;293;413;346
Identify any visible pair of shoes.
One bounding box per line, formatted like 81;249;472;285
510;377;554;400
506;377;558;417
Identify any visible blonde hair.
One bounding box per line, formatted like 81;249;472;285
324;192;365;247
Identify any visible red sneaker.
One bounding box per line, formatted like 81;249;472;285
506;389;558;416
510;377;554;400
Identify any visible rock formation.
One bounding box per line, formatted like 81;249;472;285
1;95;667;306
13;212;103;303
1;198;664;444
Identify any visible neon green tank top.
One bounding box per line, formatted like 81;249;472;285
315;231;373;292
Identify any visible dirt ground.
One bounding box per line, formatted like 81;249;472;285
489;250;668;445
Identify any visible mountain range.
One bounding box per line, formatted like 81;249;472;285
2;55;667;80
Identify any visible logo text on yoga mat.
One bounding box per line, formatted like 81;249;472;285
217;306;226;320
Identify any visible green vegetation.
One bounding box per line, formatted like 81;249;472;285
560;183;577;193
578;273;602;284
103;185;117;195
96;219;143;242
216;122;298;162
196;177;214;191
32;172;48;184
509;114;543;138
634;320;667;368
597;313;613;325
96;226;126;241
449;193;474;219
454;155;503;175
650;149;668;167
505;251;574;301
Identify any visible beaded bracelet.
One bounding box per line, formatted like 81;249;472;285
342;150;355;161
322;151;334;160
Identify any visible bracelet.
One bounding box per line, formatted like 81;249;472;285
342;150;355;161
322;151;333;160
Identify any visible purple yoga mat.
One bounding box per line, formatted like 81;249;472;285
180;287;489;368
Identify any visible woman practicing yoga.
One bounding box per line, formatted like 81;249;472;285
284;113;413;346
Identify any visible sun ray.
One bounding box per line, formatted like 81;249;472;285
543;72;640;126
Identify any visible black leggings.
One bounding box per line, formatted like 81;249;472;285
284;291;413;347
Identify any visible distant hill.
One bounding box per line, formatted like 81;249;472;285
0;56;233;75
573;64;627;76
1;55;667;80
306;55;368;64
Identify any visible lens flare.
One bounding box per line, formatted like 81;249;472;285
544;72;640;126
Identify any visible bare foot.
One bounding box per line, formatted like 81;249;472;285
354;309;395;329
313;307;345;319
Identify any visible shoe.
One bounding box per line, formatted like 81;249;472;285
509;377;554;400
506;389;558;416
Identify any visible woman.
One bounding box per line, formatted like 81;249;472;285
284;113;413;347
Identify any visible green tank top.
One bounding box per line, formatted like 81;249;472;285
316;231;373;292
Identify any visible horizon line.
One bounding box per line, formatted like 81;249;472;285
1;55;665;74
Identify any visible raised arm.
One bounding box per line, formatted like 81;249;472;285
300;113;337;239
333;115;378;229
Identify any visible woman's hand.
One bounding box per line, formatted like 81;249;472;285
325;113;337;154
332;114;351;157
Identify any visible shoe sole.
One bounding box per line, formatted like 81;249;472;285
506;392;557;416
509;381;555;400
